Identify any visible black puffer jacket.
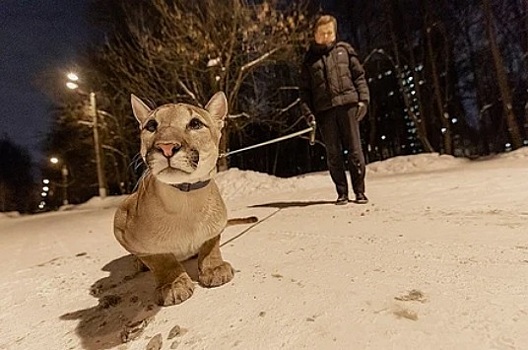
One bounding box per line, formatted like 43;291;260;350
300;41;370;114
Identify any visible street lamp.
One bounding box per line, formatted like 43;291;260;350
66;72;107;199
50;156;69;206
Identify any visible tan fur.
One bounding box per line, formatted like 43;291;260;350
113;92;236;306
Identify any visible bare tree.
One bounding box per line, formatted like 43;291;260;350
423;0;453;154
384;1;435;153
482;0;523;148
97;0;311;170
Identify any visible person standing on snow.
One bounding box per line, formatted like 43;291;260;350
300;15;370;205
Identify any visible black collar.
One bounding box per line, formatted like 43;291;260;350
170;179;211;192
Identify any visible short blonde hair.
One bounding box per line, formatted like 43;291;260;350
314;15;337;33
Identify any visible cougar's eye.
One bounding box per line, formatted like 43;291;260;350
145;119;158;132
188;118;204;130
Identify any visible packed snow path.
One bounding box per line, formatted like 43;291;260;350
1;151;527;350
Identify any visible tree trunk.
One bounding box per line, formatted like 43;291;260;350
482;0;523;149
459;9;490;154
368;102;378;160
386;1;435;153
424;2;453;154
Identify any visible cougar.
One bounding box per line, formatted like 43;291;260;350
114;92;255;306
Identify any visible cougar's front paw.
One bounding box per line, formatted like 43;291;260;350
199;261;234;288
156;274;194;306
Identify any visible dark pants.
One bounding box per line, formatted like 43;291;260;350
317;104;366;197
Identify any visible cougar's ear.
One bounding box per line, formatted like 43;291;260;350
205;91;228;128
131;94;152;126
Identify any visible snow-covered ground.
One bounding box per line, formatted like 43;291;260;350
1;149;527;350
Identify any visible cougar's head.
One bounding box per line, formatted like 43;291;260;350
131;92;227;185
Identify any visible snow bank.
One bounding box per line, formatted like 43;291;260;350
366;153;467;175
66;152;477;208
215;168;325;201
74;195;128;210
217;153;472;200
497;146;528;159
0;211;21;219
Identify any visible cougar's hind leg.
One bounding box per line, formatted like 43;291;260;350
139;254;194;306
197;235;234;288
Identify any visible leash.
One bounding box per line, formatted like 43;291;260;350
219;120;317;159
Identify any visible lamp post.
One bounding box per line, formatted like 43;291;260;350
50;157;69;205
66;73;107;199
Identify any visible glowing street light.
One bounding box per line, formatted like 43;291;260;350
66;82;79;90
49;156;69;205
67;72;79;81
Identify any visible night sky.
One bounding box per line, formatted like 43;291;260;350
0;0;90;163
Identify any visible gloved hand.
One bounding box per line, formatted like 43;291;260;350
356;101;368;121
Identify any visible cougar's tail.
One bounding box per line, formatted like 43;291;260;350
226;216;258;226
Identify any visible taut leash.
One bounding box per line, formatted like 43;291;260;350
219;120;316;159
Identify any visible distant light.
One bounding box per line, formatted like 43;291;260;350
43;186;49;192
524;140;528;145
410;90;416;95
505;143;512;149
38;204;45;209
43;179;50;184
378;74;383;80
381;135;386;140
388;91;394;96
41;192;48;197
66;82;79;90
441;127;447;134
215;75;221;82
67;72;79;81
452;118;458;124
384;70;392;76
50;157;59;164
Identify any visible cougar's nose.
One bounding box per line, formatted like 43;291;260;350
156;142;181;158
